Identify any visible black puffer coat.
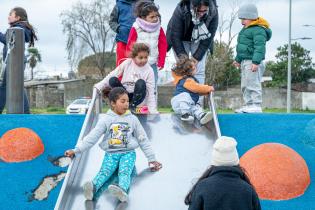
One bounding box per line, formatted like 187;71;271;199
188;166;261;210
166;0;218;61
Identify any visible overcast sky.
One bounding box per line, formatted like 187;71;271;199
0;0;314;76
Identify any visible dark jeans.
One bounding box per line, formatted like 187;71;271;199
109;77;146;108
0;56;30;114
0;86;30;114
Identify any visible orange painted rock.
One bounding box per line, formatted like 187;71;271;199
240;143;310;200
0;128;44;162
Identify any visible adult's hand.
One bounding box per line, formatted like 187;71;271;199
191;57;199;66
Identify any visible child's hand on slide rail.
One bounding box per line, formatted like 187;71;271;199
64;150;75;158
102;87;111;98
94;86;102;94
209;85;215;92
149;161;162;172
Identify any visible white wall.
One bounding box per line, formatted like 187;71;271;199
302;92;315;110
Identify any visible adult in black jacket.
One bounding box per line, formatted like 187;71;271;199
185;136;261;210
0;7;37;114
166;0;218;103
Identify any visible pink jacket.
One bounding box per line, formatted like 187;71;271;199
94;58;157;113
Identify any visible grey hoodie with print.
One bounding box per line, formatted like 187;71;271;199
73;110;156;162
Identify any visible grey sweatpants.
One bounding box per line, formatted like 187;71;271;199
241;60;265;106
171;92;204;119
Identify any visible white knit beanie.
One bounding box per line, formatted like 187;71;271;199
238;4;258;20
211;136;240;166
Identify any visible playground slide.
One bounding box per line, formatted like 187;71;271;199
54;90;221;210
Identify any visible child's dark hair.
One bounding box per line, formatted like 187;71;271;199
184;165;255;205
11;7;38;47
129;43;150;58
135;0;160;19
108;87;128;103
172;55;195;76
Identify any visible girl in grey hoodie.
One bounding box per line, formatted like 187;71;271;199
65;87;162;202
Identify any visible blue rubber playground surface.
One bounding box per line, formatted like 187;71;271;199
220;114;315;210
0;115;85;210
0;113;314;210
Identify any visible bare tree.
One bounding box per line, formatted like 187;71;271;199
61;0;115;77
206;0;245;89
217;0;243;48
206;41;240;89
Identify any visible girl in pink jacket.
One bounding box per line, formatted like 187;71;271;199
94;43;157;114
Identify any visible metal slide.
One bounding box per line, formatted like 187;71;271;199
54;90;221;210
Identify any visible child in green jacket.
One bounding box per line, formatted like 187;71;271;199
233;4;272;113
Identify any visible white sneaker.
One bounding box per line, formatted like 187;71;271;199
243;105;263;113
235;106;247;113
199;112;213;125
83;181;94;201
108;184;128;202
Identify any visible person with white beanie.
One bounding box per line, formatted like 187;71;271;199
185;136;261;210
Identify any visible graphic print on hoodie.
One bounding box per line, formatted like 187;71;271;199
108;122;131;149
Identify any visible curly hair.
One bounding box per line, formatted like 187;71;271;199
135;0;160;19
171;55;195;77
129;43;150;58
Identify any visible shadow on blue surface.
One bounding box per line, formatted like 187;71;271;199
0;114;314;210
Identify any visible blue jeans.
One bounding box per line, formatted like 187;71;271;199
150;64;158;88
0;86;30;114
0;60;30;114
93;151;136;193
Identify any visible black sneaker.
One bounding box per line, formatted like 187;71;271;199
129;104;136;114
180;113;194;122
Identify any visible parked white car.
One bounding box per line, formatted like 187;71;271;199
66;98;91;114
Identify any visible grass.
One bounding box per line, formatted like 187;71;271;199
31;107;66;114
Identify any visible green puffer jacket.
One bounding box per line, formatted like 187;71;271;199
235;17;272;65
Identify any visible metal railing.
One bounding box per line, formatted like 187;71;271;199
55;90;222;210
208;92;222;138
54;88;102;210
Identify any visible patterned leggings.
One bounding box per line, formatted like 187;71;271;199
93;151;136;193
